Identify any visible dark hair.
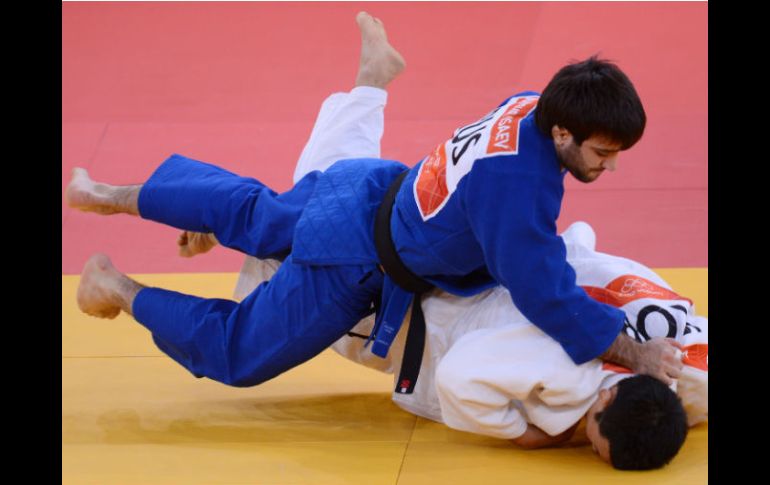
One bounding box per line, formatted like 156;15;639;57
534;55;646;149
596;375;688;470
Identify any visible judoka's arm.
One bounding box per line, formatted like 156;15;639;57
512;422;579;449
462;162;680;383
434;361;531;440
435;328;569;441
601;334;683;386
462;162;625;365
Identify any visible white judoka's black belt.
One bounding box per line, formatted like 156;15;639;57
375;170;433;395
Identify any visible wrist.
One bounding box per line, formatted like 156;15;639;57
602;332;641;368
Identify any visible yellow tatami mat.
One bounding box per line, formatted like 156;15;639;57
62;270;707;484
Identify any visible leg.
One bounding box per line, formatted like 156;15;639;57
78;253;383;387
354;11;406;91
292;11;405;183
140;155;316;259
68;154;316;259
67;168;239;258
66;168;141;216
77;254;144;319
179;11;406;260
233;12;407;298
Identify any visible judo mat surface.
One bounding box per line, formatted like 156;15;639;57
62;2;707;483
62;270;707;485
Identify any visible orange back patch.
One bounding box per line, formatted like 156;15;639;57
415;142;449;218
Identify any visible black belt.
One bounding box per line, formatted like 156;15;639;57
374;170;433;395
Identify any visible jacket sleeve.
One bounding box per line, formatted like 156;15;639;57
435;332;530;439
460;158;625;364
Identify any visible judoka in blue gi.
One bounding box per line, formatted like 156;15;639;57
68;12;684;389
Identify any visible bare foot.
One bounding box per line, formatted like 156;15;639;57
77;254;125;319
66;168;120;214
178;231;218;258
65;168;141;215
355;11;406;89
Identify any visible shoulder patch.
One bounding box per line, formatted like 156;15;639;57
414;142;450;220
583;275;693;308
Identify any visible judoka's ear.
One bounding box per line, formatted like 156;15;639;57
551;126;572;146
596;386;618;411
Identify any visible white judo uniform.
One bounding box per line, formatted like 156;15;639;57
233;87;708;439
325;221;708;438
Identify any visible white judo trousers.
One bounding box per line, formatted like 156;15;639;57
233;88;708;440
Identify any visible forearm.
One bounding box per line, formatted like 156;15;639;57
599;332;641;369
600;333;684;386
511;422;577;449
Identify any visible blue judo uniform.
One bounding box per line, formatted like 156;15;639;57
133;92;626;387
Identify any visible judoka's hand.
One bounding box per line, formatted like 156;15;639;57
634;337;684;386
601;333;684;385
177;231;218;258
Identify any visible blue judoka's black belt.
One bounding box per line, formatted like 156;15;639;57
374;170;433;395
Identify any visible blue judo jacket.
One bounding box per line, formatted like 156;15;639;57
292;92;626;365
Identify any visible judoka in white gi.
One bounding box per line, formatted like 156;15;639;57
237;221;707;469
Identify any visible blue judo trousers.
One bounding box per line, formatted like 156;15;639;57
133;154;404;387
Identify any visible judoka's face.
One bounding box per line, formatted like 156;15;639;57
585;386;617;465
552;127;622;183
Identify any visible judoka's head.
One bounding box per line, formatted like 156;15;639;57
585;375;688;470
534;56;646;183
